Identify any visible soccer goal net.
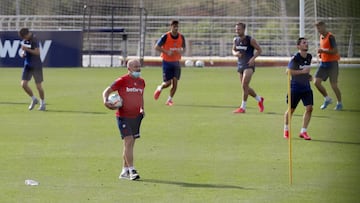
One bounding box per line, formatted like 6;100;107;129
304;0;360;58
82;3;147;67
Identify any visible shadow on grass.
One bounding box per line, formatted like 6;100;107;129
306;139;360;146
140;179;252;190
0;102;28;105
45;109;106;115
176;104;237;109
266;111;330;119
0;102;106;114
340;108;360;113
293;137;360;145
176;104;360;114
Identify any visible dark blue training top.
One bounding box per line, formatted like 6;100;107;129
288;52;312;92
23;34;42;68
233;35;254;68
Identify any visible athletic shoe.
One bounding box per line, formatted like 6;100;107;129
38;104;46;111
119;171;130;180
129;169;140;181
28;98;39;110
320;98;332;110
299;132;311;140
258;97;265;112
284;130;289;139
165;100;174;106
233;107;245;113
334;103;343;111
153;86;161;100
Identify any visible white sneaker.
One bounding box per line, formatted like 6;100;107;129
129;169;140;180
28;99;39;110
320;98;332;109
38;103;46;111
119;171;130;179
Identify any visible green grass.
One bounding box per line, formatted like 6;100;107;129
0;67;359;203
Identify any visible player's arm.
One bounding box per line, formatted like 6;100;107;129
288;67;310;75
154;34;172;56
22;47;40;56
22;39;40;56
288;59;310;75
102;86;118;110
140;96;145;115
248;38;262;66
232;40;242;58
140;80;145;115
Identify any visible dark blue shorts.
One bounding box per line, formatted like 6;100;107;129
286;90;313;109
22;65;43;83
237;66;255;74
116;114;144;139
314;61;339;83
162;61;181;82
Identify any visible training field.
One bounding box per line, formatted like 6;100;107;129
0;67;359;202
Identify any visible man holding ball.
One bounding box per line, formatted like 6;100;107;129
102;59;145;180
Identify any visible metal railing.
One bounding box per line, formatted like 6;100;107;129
1;15;359;57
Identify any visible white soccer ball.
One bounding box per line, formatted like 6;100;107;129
184;59;194;67
108;93;123;108
195;60;205;67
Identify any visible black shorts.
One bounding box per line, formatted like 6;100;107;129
22;65;43;83
314;61;339;83
162;61;181;82
116;114;144;139
237;66;255;74
286;90;313;109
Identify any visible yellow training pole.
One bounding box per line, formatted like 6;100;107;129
287;69;293;185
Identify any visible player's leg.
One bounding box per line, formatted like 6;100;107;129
240;68;254;111
166;63;180;106
301;106;313;133
299;91;313;140
241;68;253;101
299;92;313;140
166;78;177;106
21;66;38;110
233;71;246;113
242;68;264;111
251;67;264;112
21;80;34;98
123;136;135;171
246;67;265;112
122;136;136;179
245;83;264;112
284;108;295;139
154;61;172;100
35;82;45;111
34;68;45;110
329;62;342;110
127;114;143;180
170;78;177;98
283;92;300;139
314;64;332;109
117;117;132;180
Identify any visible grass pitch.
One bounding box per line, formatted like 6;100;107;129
0;66;359;203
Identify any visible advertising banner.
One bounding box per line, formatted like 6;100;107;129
0;31;82;67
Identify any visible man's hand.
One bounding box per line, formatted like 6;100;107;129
248;57;256;67
234;51;243;58
317;48;328;54
104;101;118;110
302;67;311;74
165;50;173;56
